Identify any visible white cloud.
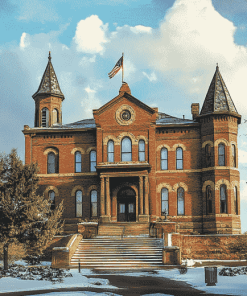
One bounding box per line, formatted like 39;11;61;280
130;25;152;34
79;55;96;66
143;71;157;82
240;181;247;201
73;15;108;54
85;86;96;94
81;87;102;118
238;149;247;164
15;0;59;23
20;33;30;49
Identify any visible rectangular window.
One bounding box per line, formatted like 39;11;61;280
120;204;125;214
91;190;97;217
139;140;145;161
161;148;168;170
161;188;169;215
128;203;134;213
218;144;225;166
176;148;183;170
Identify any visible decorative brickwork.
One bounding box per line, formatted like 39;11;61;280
23;60;241;234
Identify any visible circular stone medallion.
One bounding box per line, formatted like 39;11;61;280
115;105;135;125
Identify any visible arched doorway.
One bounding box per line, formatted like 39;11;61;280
117;187;136;222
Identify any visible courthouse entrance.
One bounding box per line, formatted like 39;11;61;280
117;187;136;222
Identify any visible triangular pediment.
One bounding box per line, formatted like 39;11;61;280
94;82;156;116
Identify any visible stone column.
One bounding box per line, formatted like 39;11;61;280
100;176;105;216
144;176;149;215
139;176;144;215
106;177;111;217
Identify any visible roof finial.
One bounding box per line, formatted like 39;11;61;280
48;51;51;61
216;63;219;70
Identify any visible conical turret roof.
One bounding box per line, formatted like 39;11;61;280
200;65;238;116
32;52;64;100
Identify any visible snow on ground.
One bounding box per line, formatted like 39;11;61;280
0;267;118;294
1;261;247;295
120;267;247;296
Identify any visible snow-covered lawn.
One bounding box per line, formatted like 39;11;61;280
1;261;247;295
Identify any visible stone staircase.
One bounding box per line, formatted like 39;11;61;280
97;222;150;237
70;237;164;270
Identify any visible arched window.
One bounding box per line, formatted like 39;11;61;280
161;148;168;170
177;187;185;215
47;152;57;174
121;137;132;161
76;190;82;217
234;186;238;215
218;143;225;166
205;144;211;167
49;190;55;210
90;150;96;172
41;108;49;127
232;144;236;167
107;140;114;162
161;188;169;215
220;185;227;213
52;109;58;125
91;190;98;217
176;147;183;170
75;151;82;173
138;140;145;161
206;185;212;214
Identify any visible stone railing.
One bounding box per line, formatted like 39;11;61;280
52;234;82;268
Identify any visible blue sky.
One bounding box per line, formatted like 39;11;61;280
1;0;247;232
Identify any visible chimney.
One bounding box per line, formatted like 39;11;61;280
191;103;199;120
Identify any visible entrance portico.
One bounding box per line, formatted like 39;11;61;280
99;170;150;223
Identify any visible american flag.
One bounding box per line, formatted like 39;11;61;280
108;56;123;79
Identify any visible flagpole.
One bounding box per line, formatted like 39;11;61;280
122;52;124;84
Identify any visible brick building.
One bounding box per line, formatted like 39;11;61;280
23;54;241;234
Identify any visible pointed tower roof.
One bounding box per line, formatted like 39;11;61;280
32;52;64;100
200;65;238;116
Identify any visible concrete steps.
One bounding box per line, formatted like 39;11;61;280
70;237;164;269
97;223;150;237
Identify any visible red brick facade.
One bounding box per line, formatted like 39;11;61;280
23;56;241;234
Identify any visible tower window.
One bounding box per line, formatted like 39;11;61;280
121;137;132;161
75;151;82;173
47;152;58;174
76;190;83;217
176;147;183;170
48;190;55;210
206;185;212;214
177;187;185;215
161;188;169;215
218;143;225;166
41;108;49;127
232;144;236;167
161;148;168;170
138;140;145;161
220;185;227;213
90;190;98;217
234;186;238;215
90;150;97;172
52;109;58;125
107;140;114;163
205;144;212;167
